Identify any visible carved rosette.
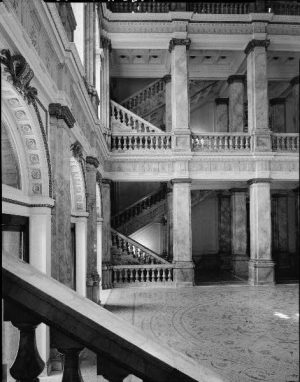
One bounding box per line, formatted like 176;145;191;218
244;39;270;56
168;38;191;53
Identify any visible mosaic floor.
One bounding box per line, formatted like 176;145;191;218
104;284;299;382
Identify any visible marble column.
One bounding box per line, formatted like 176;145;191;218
100;37;111;133
166;186;173;262
84;3;95;87
169;38;191;150
85;156;100;303
49;103;75;289
171;179;194;286
218;193;232;271
228;75;245;132
163;74;172;132
270;98;286;133
248;179;274;285
215;98;228;132
75;215;88;297
231;191;248;278
245;40;271;150
97;217;103;289
101;179;112;289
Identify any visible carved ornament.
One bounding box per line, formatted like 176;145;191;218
86;156;100;168
244;39;270;56
49;103;75;129
168;38;191;53
70;141;83;159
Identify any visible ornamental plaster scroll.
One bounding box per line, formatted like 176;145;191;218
70;156;86;213
1;79;50;197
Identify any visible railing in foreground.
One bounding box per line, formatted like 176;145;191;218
271;134;299;152
112;228;169;265
111;132;172;151
3;254;223;382
110;100;162;133
112;264;174;286
192;133;251;151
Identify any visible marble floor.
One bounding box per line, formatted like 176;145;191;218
43;284;299;382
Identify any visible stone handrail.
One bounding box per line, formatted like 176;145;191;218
192;133;251;151
271;133;299;152
111;132;172;151
110;100;162;133
3;254;225;382
112;264;174;285
111;228;170;265
121;78;166;112
112;185;167;228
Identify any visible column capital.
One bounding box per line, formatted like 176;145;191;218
171;178;192;185
162;74;171;83
290;75;299;87
227;75;246;85
244;39;270;56
247;178;272;186
49;103;75;129
168;38;191;53
270;97;285;106
215;97;229;105
100;36;112;52
86;156;99;168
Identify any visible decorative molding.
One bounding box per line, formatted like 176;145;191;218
48;103;75;129
227;75;245;85
290;76;299;87
215;97;229;105
2;197;54;208
168;38;191;53
247;178;272;185
86;156;100;168
270;98;285;106
244;39;270;56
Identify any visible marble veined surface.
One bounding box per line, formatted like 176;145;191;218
105;284;298;382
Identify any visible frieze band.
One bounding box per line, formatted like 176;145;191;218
49;103;76;129
244;39;270;56
168;38;191;53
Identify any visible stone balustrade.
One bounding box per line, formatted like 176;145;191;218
192;133;251;151
111;132;172;151
121;78;166;113
107;2;170;13
271;133;299;152
112;264;174;286
111;228;169;265
112;186;167;228
187;2;252;14
110;100;162;133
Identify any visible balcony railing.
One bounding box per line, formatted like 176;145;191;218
271;133;299;152
111;132;172;151
192;133;251;151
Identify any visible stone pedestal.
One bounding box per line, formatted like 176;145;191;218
86;156;100;303
215;98;228;132
270;98;285;133
169;38;191;150
171;179;194;286
245;40;271;151
228;75;245;132
248;179;274;285
101;179;112;289
231;191;248;278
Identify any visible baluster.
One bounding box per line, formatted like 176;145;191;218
207;136;212;151
165;268;170;282
162;268;166;282
145;268;150;282
213;136;217;150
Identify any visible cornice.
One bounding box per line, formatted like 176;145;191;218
49;103;75;128
244;39;270;55
86;156;100;168
227;75;246;85
168;38;191;52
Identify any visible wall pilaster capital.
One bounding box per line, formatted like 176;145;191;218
247;178;272;186
244;39;270;56
49;103;75;129
270;98;285;106
227;75;246;85
290;76;299;87
101;178;112;186
168;38;191;53
215;97;229;105
86;156;99;168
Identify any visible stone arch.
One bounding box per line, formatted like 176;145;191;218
1;77;50;197
70;156;86;213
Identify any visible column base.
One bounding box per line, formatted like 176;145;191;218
173;261;194;287
232;255;249;278
248;259;275;285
